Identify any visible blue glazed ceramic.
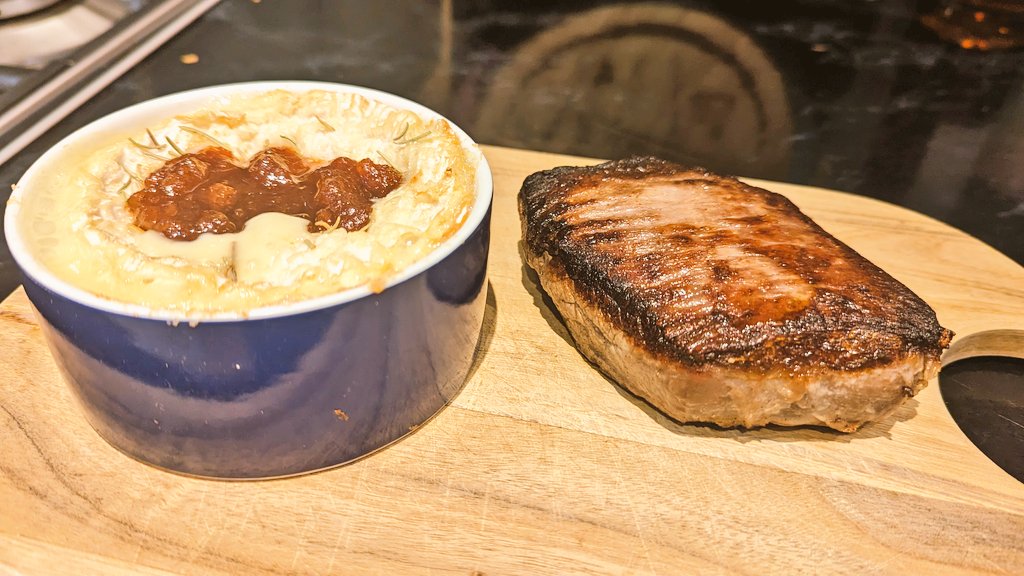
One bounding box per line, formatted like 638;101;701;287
5;82;492;479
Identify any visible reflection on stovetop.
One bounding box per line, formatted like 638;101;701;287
0;0;154;151
0;0;217;168
0;0;143;75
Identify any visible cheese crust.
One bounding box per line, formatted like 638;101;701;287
25;90;477;314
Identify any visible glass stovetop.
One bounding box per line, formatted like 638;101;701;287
0;0;216;167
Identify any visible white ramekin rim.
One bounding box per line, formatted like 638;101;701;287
4;81;493;323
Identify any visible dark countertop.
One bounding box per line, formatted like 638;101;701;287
0;0;1021;479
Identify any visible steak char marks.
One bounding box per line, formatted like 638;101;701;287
519;157;953;432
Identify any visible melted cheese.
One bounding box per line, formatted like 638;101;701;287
24;90;477;314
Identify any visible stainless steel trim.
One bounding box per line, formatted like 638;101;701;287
0;0;222;167
0;0;62;20
83;0;133;21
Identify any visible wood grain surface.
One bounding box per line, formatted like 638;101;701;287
1;145;1022;575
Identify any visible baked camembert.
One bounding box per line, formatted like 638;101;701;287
22;89;477;314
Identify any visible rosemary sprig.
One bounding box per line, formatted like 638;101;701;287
180;125;229;149
280;135;298;148
376;150;395;167
165;137;185;156
116;159;142;183
392;122;409;142
226;241;238;282
139;149;171;162
315;115;335;132
392;121;433;145
395;130;431;145
129;137;163;151
116;178;132;197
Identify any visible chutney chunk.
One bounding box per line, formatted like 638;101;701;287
246;146;309;189
356;157;403;198
195;182;239;210
126;145;402;241
143;155;210;196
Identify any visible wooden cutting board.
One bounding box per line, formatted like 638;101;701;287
1;145;1022;575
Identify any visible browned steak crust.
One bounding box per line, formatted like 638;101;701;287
519;157;953;431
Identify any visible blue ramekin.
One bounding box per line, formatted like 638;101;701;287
4;82;492;479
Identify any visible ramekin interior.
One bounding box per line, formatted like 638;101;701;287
4;81;493;322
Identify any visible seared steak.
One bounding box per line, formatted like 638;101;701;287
519;157;953;432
